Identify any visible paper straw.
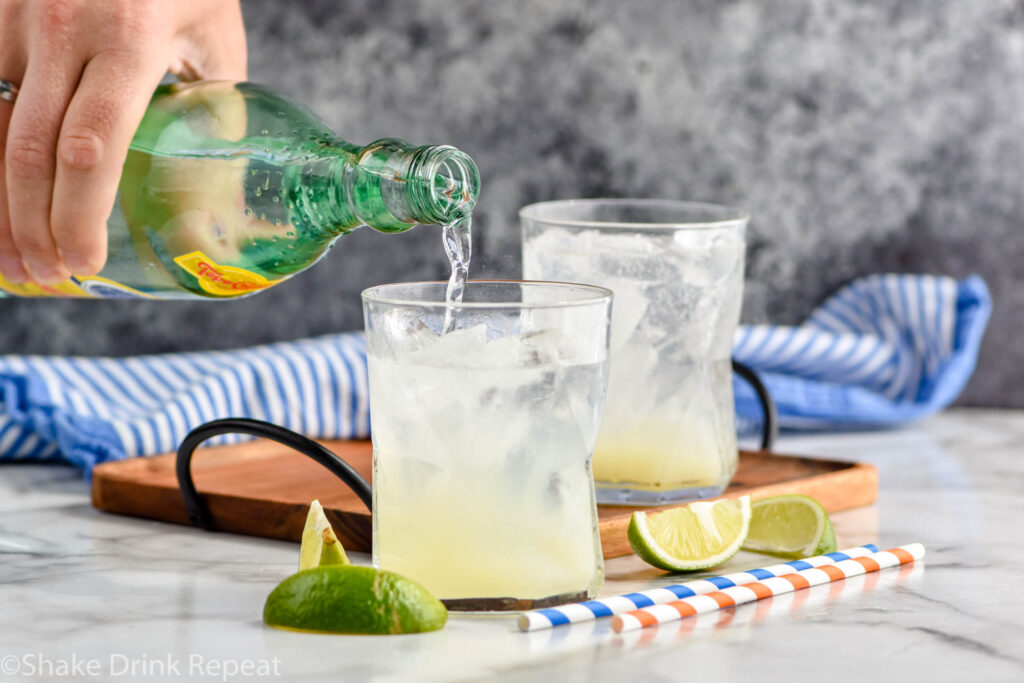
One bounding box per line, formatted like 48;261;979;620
517;544;879;632
611;543;924;633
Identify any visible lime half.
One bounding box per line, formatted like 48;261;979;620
628;496;752;572
742;494;837;558
264;565;447;635
298;500;349;571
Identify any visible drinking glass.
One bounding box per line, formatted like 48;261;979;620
362;280;612;610
521;200;748;505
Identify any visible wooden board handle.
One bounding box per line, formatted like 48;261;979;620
176;418;373;531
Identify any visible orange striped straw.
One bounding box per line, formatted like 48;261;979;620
611;543;924;633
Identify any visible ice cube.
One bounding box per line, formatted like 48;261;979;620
603;278;649;352
595;239;680;283
406;323;488;367
518;328;566;366
671;228;744;288
369;309;440;360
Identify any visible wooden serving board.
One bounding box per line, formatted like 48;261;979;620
91;440;877;559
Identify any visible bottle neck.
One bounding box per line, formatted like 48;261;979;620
332;139;480;234
405;144;480;225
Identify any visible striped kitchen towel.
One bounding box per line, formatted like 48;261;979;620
0;334;371;472
733;274;991;431
0;274;991;472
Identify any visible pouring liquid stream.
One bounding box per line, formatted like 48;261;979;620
441;215;472;334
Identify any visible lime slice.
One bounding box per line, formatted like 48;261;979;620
742;494;838;558
264;565;447;634
298;500;349;571
628;496;751;572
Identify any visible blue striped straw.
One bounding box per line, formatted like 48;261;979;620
517;544;879;631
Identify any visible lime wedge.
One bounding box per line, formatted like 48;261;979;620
742;494;838;558
628;496;751;572
298;500;349;571
264;565;447;635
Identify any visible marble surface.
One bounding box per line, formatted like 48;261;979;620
0;1;1021;407
1;408;1022;682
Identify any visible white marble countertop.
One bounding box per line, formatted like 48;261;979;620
1;408;1022;683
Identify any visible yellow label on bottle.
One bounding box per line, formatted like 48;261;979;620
173;251;276;297
0;273;156;298
0;275;90;297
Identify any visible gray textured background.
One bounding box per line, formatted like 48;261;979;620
0;0;1021;406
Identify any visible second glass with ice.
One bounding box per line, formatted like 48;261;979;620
522;200;748;505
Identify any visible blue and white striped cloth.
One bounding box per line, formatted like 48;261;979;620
0;274;990;472
732;273;990;431
0;335;371;472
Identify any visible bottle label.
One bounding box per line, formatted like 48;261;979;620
173;251;278;297
0;275;88;297
0;254;277;299
0;274;152;299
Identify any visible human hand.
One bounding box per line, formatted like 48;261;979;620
0;0;246;285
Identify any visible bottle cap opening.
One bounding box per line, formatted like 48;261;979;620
408;146;480;224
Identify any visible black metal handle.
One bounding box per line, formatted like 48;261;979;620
177;364;776;529
731;359;778;451
176;417;372;532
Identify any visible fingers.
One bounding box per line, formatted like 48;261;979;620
1;0;249;284
5;55;78;284
50;50;166;276
0;102;29;283
0;2;28;284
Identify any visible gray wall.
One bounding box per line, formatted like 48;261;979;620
1;0;1021;406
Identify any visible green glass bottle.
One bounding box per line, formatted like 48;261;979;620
0;81;479;299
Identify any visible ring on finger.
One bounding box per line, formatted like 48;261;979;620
0;79;19;103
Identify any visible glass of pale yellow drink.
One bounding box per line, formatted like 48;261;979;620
522;200;748;505
362;280;612;610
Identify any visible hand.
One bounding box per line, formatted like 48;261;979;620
0;0;246;285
